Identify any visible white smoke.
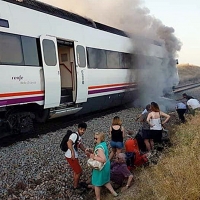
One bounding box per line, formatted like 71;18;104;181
40;0;182;110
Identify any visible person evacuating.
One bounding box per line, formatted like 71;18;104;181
175;101;187;123
125;132;149;170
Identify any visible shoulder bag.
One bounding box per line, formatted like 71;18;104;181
159;113;169;140
87;145;106;171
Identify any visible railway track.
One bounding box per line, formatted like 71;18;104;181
0;104;132;147
2;82;200;147
173;82;200;93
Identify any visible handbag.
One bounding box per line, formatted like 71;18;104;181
159;113;169;140
87;157;105;170
87;145;106;171
162;128;169;140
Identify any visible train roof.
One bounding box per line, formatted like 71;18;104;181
2;0;129;37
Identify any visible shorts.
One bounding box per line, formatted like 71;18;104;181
110;141;124;149
149;130;162;143
66;157;82;174
141;129;150;139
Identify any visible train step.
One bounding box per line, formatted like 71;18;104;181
49;106;82;119
58;102;75;109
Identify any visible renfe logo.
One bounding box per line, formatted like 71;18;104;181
12;75;23;81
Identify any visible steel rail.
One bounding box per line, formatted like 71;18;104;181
173;82;200;93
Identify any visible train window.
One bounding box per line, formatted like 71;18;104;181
21;36;40;66
0;32;24;65
107;51;120;69
42;39;57;66
87;47;106;69
0;19;9;28
76;45;86;67
119;53;125;68
123;53;133;69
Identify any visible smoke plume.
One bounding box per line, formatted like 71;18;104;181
41;0;182;110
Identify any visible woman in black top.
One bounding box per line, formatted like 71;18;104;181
109;116;125;160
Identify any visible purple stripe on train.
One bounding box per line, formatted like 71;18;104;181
0;96;44;107
88;85;136;95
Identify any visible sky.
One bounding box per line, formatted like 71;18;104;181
144;0;200;66
40;0;200;66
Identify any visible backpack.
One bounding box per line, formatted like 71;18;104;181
60;130;79;152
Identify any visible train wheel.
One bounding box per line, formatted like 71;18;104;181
19;114;34;134
7;113;19;134
6;111;34;134
35;109;49;123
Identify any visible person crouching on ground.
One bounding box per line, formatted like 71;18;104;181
186;98;200;116
65;122;88;193
110;153;133;192
90;132;118;200
175;101;187;123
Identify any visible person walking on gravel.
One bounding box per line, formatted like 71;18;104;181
65;122;88;193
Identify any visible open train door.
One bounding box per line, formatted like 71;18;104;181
74;43;88;103
40;35;61;108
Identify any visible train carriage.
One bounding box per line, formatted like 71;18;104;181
0;0;165;135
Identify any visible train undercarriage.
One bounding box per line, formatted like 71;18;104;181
0;110;35;137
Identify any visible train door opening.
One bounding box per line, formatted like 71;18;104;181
40;35;61;109
57;40;76;105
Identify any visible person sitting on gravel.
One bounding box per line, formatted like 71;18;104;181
65;122;88;194
110;153;133;192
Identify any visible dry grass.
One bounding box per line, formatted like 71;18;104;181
101;113;200;200
132;119;200;200
177;64;200;84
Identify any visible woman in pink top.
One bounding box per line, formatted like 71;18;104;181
146;102;170;151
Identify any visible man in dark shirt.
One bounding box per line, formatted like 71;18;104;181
182;93;194;100
110;153;133;192
176;93;194;102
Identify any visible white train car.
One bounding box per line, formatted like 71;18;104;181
0;0;165;134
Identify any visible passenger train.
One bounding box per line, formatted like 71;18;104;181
0;0;165;134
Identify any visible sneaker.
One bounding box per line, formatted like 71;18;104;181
112;192;118;197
